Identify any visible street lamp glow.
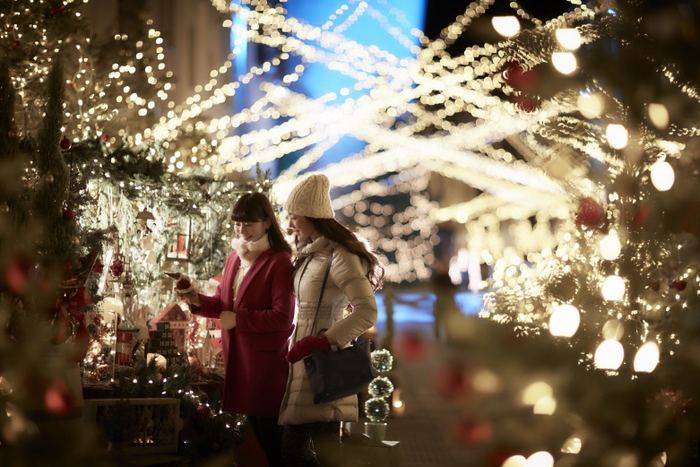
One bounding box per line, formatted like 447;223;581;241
491;16;521;37
551;52;577;75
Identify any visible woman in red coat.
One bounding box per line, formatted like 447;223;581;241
177;193;295;467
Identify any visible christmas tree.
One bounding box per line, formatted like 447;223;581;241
428;1;700;466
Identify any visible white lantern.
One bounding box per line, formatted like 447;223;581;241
549;304;580;337
650;160;674;192
633;342;660;373
602;275;625;301
594;339;624;370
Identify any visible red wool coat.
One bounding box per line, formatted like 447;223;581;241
194;249;295;416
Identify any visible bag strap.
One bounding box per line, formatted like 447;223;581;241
310;252;334;337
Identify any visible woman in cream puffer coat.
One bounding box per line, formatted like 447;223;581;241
279;173;384;467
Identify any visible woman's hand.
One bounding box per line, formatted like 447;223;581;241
175;288;201;307
287;335;330;363
220;311;237;330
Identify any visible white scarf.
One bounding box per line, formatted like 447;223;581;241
231;233;271;267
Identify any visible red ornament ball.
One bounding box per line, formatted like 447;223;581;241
110;259;124;277
63;209;75;220
196;404;211;419
101;133;110;142
63;260;73;272
93;262;104;275
44;378;73;416
60;137;72;151
12;40;20;48
674;280;687;291
575;197;605;228
514;95;539;113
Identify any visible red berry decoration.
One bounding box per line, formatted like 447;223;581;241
500;61;538;91
101;133;110;142
575;197;605;228
674;281;687;291
60;137;72;151
110;259;124;277
93;261;104;275
63;209;75;220
12;40;20;47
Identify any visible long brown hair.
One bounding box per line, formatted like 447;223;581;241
231;193;292;254
295;217;384;291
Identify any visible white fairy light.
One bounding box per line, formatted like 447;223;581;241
549;304;580;337
555;28;581;50
602;275;626;301
594;340;624;370
606;124;629;149
551;52;577;75
650;160;675;192
599;231;621;260
633;342;660;373
491;16;521;38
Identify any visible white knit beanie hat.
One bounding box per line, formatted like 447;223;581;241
284;173;334;219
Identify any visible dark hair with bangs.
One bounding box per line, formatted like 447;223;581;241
293;217;384;291
231;193;292;254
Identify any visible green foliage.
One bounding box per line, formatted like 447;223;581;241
364;397;391;423
368;376;394;399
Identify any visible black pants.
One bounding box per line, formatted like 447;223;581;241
281;421;341;467
248;415;285;467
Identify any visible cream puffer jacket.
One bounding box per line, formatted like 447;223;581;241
278;236;378;425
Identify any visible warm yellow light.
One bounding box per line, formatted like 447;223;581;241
502;455;527;467
602;275;625;301
491;16;521;37
525;451;554;467
606;124;628;149
599;231;621;260
549;304;580;337
602;319;625;341
555;28;581;50
473;369;500;393
551;52;577;74
533;396;557;415
561;436;582;454
577;93;604;119
633;342;660;373
522;381;552;405
650;160;674;192
594;339;624;370
648;103;670;130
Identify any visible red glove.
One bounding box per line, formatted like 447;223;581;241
287;334;330;363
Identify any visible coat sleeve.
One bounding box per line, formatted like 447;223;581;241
323;247;377;347
193;256;233;319
235;253;295;333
